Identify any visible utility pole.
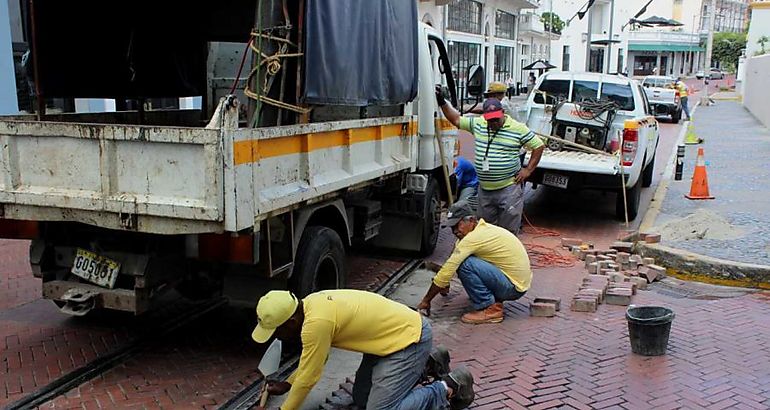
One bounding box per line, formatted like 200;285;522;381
585;5;593;71
605;0;615;73
701;0;717;106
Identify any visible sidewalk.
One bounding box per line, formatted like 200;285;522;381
648;100;770;266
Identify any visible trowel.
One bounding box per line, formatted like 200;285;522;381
257;338;282;406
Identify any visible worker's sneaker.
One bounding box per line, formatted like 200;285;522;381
443;366;475;409
425;345;451;380
460;302;504;324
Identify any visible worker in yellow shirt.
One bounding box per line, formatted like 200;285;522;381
675;77;690;121
417;202;532;324
251;289;475;410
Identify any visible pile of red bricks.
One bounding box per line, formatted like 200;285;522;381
560;238;666;313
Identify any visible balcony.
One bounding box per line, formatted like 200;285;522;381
519;13;561;39
506;0;540;9
627;31;703;52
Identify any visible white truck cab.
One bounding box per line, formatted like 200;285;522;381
521;72;660;220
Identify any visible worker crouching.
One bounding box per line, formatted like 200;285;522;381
417;202;533;324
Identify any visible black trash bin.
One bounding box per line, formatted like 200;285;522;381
626;306;675;356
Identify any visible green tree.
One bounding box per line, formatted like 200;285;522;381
540;12;564;35
712;32;746;71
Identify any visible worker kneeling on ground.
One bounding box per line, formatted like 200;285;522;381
417;202;533;324
252;289;475;410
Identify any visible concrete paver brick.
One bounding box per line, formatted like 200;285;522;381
616;252;630;264
642;257;655;266
605;288;633;306
561;238;584;248
577;289;603;304
530;302;557;317
610;282;637;295
570;297;598;312
610;242;634;253
629;277;648;290
533;297;561;311
644;233;662;243
587;262;599;274
584;255;597;267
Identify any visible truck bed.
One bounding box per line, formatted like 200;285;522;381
0;105;419;235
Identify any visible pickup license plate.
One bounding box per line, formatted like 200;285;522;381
71;249;121;289
543;173;569;189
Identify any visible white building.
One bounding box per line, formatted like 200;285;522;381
544;0;704;77
418;0;540;97
518;2;560;86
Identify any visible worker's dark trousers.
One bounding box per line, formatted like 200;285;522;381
352;317;449;409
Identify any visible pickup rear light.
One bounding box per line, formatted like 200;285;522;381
622;120;638;167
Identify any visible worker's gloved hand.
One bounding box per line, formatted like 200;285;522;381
435;85;447;107
416;300;431;317
266;381;292;396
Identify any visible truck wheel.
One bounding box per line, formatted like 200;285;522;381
671;110;681;123
616;179;642;221
641;153;656;188
291;226;346;298
420;177;441;256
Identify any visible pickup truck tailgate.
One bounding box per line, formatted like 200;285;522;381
533;149;620;175
0;120;223;233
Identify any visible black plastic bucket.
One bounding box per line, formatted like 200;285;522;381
626;306;675;356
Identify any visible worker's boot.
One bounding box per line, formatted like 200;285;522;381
443;365;475;409
460;302;504;324
424;345;451;381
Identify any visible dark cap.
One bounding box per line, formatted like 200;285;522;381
482;98;504;120
443;201;475;228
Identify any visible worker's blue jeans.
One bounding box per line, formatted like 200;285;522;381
352;317;450;409
681;96;690;120
458;256;526;310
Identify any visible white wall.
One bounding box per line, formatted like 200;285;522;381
743;54;770;128
746;5;770;57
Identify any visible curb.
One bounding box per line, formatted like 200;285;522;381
636;242;770;290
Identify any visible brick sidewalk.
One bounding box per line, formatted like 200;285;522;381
424;236;770;410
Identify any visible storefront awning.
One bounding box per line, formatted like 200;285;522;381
628;43;704;52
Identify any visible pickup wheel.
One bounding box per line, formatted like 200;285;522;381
671;109;681;123
641;153;656;188
291;226;346;298
419;177;441;256
616;179;642;221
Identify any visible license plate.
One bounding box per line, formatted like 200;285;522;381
71;249;121;289
542;172;569;189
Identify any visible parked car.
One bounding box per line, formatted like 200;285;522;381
641;76;682;123
695;70;706;79
521;72;660;220
709;68;725;79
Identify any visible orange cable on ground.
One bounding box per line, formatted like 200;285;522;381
521;213;577;269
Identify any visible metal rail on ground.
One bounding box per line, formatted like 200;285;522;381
6;298;228;410
218;258;425;410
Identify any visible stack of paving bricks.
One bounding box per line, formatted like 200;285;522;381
562;237;666;313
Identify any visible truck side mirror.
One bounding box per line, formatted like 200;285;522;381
466;65;485;97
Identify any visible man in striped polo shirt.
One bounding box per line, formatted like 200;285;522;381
436;91;544;234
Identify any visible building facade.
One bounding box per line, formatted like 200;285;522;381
418;0;540;98
518;3;560;85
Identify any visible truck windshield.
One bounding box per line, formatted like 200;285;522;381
533;79;570;104
600;83;635;111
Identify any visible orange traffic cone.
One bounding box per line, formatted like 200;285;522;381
684;148;715;200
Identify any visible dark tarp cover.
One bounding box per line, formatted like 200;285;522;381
303;0;418;106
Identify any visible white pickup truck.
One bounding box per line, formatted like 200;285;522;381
0;2;462;315
641;76;682;123
521;72;660;220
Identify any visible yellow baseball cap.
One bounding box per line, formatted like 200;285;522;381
251;290;299;343
485;81;507;95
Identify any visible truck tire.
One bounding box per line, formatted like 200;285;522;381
291;226;346;298
671;109;681;123
420;177;441;256
616;179;642;221
641;153;655;188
